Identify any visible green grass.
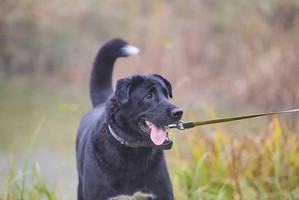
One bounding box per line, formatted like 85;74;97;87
1;117;59;200
0;116;73;200
1;160;59;200
171;116;299;200
1;79;298;200
1;116;298;200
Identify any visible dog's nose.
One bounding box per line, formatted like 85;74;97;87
171;108;183;119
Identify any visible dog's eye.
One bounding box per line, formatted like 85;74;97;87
145;94;152;100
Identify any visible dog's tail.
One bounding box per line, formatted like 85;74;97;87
89;38;139;107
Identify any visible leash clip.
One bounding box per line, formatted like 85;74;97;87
167;121;185;130
177;121;185;130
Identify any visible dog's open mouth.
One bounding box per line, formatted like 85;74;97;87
140;119;171;146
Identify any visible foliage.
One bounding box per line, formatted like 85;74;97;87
1;113;298;200
1;161;59;200
171;116;299;200
0;115;72;200
0;0;298;108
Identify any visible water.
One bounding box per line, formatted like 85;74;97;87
0;78;91;196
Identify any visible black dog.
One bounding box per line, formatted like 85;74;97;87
76;38;183;200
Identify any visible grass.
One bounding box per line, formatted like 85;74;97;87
1;116;298;200
0;80;298;199
0;116;73;200
1;116;58;200
1;160;59;200
171;115;299;200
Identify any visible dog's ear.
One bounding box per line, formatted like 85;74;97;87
115;75;143;104
152;74;173;98
115;78;131;104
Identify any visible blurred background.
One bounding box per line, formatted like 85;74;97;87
0;0;298;199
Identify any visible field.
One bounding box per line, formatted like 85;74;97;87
0;79;298;200
171;116;299;200
1;0;299;199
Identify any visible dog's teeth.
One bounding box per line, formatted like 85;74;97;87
145;120;151;127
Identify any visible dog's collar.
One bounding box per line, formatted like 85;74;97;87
107;124;155;148
107;124;173;150
108;125;129;146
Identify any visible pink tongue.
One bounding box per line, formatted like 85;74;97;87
150;123;167;145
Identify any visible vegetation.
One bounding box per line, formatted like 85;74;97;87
1;114;298;200
0;115;72;200
0;0;298;109
171;116;299;200
1;117;62;200
1;0;298;199
1;161;60;200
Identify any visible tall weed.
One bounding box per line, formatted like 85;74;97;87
171;116;299;200
0;116;70;200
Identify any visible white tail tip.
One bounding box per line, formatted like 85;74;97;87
121;45;140;56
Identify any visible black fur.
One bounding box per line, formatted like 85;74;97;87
90;38;132;107
76;38;183;200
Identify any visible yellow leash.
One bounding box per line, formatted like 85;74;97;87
167;109;299;130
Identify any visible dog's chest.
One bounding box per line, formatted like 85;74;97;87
95;140;159;169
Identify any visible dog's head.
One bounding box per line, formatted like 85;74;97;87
107;74;183;149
